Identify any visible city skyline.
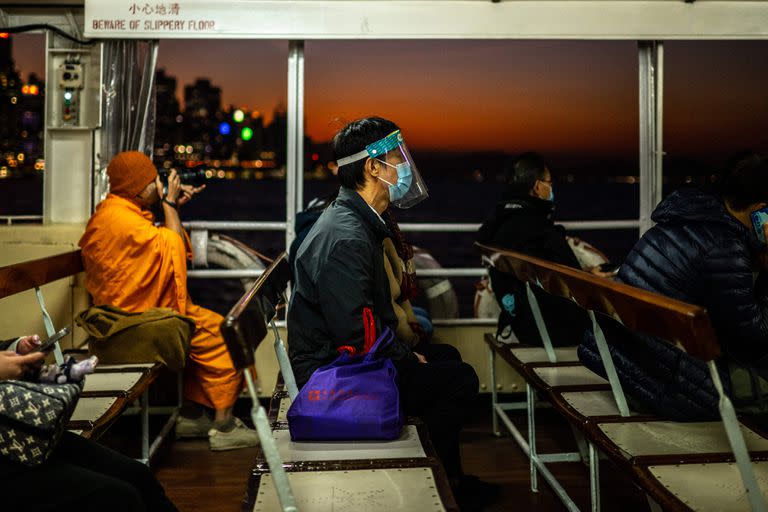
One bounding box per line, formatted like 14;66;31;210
10;35;768;161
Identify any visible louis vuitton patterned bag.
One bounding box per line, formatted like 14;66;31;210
0;379;82;466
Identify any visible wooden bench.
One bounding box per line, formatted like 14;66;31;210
477;242;768;512
220;253;458;512
0;251;175;463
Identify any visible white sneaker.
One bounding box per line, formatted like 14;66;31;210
175;413;214;439
208;418;260;451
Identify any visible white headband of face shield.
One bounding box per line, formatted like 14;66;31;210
336;149;372;168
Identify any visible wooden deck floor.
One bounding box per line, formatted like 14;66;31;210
103;400;650;511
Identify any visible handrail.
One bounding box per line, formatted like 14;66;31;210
187;267;486;279
476;242;720;361
184;221;287;231
0;215;44;225
182;219;639;233
0;250;83;300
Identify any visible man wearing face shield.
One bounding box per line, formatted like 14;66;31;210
289;118;492;508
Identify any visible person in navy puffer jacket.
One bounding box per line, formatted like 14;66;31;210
579;153;768;422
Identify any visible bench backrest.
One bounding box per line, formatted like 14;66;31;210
476;242;719;361
221;253;290;370
0;250;84;300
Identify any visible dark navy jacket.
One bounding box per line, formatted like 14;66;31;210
580;188;768;419
287;187;415;387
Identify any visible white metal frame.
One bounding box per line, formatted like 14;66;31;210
490;274;768;512
244;369;298;512
488;281;594;512
638;42;664;236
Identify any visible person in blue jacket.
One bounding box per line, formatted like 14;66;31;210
580;153;768;421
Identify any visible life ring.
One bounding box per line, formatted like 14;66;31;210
191;231;268;291
566;236;609;271
412;246;459;319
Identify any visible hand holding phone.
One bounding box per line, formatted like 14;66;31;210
34;326;71;353
750;208;768;244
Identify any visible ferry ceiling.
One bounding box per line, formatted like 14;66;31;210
2;0;768;41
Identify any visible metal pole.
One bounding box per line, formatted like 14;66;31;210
588;310;630;417
286;41;305;251
527;383;538;493
140;389;150;465
245;370;298;512
638;41;664;236
271;319;299;401
489;344;500;436
589;442;601;512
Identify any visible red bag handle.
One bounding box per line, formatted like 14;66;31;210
336;307;376;356
363;307;376;354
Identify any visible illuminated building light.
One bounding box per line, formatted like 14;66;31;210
216;170;225;179
233;109;245;123
0;33;9;39
10;97;16;104
185;145;193;154
21;85;28;94
17;153;24;162
205;170;213;179
29;85;38;95
241;127;253;141
311;153;319;162
219;122;231;135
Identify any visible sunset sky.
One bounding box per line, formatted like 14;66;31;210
12;35;768;159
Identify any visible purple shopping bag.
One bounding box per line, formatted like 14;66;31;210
287;326;403;441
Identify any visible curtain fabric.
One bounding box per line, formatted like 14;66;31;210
95;40;159;203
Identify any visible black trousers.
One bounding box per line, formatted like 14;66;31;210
397;343;479;479
0;432;177;512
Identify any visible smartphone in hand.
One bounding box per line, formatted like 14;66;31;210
751;207;768;244
34;326;71;353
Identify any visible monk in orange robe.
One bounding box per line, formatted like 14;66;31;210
79;151;258;451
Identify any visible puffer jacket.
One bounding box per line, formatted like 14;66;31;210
579;188;768;419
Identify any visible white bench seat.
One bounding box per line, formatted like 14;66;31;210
647;461;768;512
559;390;643;418
271;425;426;462
253;467;446;512
599;421;768;458
510;346;580;364
71;396;119;423
533;366;608;387
83;372;143;393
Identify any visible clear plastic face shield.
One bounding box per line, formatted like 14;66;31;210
336;130;428;209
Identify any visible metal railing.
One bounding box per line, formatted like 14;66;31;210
184;219;640;233
184;219;639;280
0;215;43;225
184;218;640;325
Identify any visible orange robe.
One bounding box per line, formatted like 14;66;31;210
79;194;242;410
